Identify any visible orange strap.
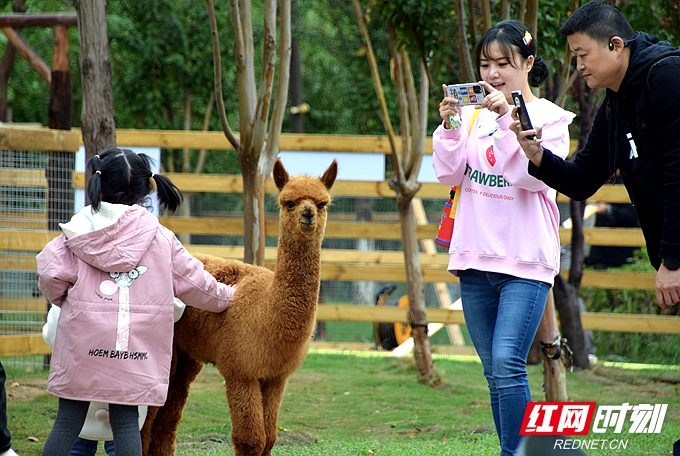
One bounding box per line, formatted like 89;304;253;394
449;109;481;219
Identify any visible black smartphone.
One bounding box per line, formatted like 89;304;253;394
511;90;535;139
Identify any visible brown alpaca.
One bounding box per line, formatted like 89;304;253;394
141;158;337;456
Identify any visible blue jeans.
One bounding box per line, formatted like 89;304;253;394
459;269;549;456
70;437;115;456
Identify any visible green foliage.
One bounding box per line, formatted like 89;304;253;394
292;1;394;135
373;0;453;60
107;0;232;131
620;0;680;43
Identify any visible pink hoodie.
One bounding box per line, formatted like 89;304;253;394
36;203;234;406
432;100;575;285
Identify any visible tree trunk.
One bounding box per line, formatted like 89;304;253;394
553;274;590;370
538;291;568;401
239;158;264;266
396;195;436;386
546;72;597;372
0;0;26;121
75;0;116;173
454;0;475;81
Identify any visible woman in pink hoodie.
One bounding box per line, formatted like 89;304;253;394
37;148;236;456
432;21;574;456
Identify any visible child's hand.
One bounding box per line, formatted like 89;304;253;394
479;81;511;117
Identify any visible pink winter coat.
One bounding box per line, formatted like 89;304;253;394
36;203;234;406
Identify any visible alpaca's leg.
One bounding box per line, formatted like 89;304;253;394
260;376;287;456
224;377;266;456
146;347;204;456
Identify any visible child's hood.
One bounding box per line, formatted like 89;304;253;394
60;203;159;273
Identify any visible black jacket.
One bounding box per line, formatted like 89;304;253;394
531;32;680;270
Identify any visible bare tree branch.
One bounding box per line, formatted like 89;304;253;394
526;0;538;38
455;0;475;81
388;25;408;183
263;0;291;174
207;0;239;149
555;69;579;108
352;0;400;174
250;0;278;166
500;0;510;21
401;47;418;179
481;0;492;32
194;93;215;174
409;61;429;183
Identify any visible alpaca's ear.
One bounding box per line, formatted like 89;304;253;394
273;159;289;191
320;160;338;190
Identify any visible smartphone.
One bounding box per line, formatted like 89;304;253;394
511;90;535;139
446;83;486;106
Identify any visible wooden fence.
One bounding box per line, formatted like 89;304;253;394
0;125;674;358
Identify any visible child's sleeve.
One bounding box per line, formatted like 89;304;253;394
171;239;234;313
36;234;78;307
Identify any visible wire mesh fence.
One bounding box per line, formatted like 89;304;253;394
1;149;74;368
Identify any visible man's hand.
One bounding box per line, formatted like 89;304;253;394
655;265;680;310
510;112;544;167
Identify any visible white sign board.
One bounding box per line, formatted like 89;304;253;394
277;151;385;181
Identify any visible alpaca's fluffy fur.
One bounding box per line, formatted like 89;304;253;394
141;159;338;456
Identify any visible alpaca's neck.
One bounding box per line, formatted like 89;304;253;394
270;235;322;320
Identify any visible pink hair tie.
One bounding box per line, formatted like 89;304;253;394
95;170;101;175
95;154;101;159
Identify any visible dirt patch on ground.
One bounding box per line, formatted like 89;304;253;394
6;378;48;402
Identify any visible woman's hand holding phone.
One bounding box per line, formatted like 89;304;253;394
440;84;462;130
478;81;511;117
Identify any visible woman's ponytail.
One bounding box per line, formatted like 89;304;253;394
529;56;550;87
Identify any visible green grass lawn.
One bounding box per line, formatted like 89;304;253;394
5;350;680;455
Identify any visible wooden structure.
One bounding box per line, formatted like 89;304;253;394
0;125;672;358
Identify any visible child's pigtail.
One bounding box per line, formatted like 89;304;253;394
152;173;183;214
86;154;104;212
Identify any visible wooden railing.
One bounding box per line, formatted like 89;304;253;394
0;125;674;357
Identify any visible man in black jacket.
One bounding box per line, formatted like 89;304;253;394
513;1;680;310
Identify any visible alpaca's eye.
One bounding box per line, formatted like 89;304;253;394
316;203;326;210
286;201;295;209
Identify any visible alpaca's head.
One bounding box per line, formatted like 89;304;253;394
273;159;337;239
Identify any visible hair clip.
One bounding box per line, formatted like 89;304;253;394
523;31;533;46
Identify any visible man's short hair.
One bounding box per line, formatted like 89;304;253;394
559;1;635;46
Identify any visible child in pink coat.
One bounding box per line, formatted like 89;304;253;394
37;148;236;456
